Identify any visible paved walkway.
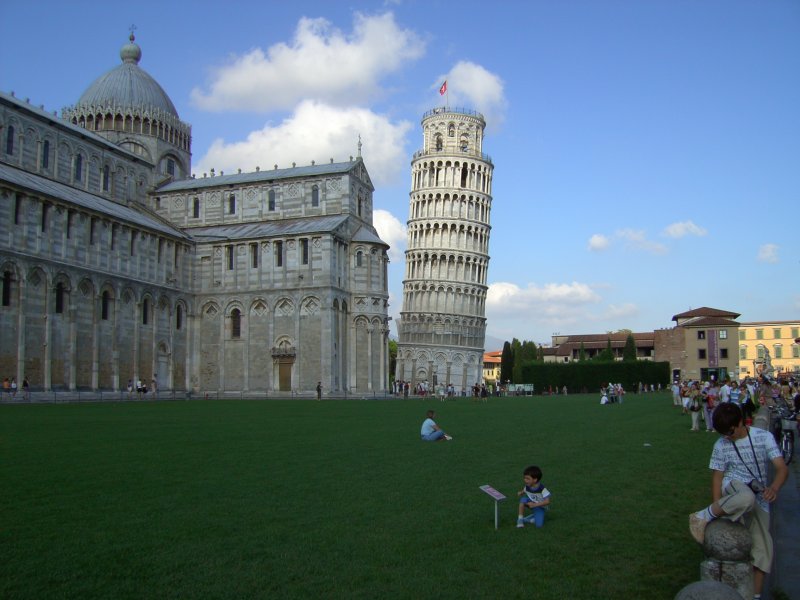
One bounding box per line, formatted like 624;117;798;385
767;451;800;599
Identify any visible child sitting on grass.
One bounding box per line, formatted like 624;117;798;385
516;465;551;528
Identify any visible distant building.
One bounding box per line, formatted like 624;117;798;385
482;350;501;386
738;320;800;379
546;332;655;363
0;34;389;394
504;307;796;384
653;307;741;382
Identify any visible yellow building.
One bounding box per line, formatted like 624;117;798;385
482;351;502;386
738;321;800;379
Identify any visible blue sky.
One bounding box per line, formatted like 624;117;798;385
2;0;798;347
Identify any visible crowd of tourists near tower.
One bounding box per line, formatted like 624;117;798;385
671;376;798;432
683;373;798;600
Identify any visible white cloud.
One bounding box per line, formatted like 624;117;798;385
483;282;643;343
373;209;406;264
193;100;413;187
588;234;610;251
598;303;639;320
191;12;425;112
435;61;507;128
487;281;601;315
663;220;708;238
615;229;668;255
757;243;779;263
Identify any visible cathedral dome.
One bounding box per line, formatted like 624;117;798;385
75;33;179;118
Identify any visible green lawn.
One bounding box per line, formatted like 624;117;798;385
1;393;717;599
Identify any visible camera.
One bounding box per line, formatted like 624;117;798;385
748;480;766;494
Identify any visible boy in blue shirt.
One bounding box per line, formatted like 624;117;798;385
516;465;551;528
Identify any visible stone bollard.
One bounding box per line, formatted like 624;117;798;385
699;519;752;600
674;580;744;600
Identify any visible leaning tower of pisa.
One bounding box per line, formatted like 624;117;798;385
395;107;493;393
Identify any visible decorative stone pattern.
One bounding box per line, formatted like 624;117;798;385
396;107;494;392
697;519;753;600
674;580;743;600
0;37;390;396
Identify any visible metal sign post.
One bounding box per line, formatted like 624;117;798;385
479;484;507;530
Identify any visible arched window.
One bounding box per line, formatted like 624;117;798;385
268;189;276;211
41;140;50;169
231;309;241;338
228;194;236;214
193;197;200;218
176;304;183;330
5;125;14;155
55;283;65;314
435;134;443;151
102;165;110;191
74;154;83;181
101;291;110;320
142;298;149;325
311;185;319;207
448;124;455;137
356;251;363;267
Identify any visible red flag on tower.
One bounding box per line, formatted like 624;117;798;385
439;80;447;96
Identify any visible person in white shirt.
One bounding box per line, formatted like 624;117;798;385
689;403;788;599
719;379;731;403
420;410;452;441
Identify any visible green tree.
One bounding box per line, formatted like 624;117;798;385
500;341;513;383
511;339;538;383
511;338;523;382
579;342;587;362
622;334;637;361
597;338;615;362
388;339;398;383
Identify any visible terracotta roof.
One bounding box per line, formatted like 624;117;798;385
548;332;656;357
672;307;740;321
677;316;740;328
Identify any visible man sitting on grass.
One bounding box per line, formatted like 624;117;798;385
420;410;452;441
689;402;788;600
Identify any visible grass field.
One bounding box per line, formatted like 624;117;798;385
1;393;719;599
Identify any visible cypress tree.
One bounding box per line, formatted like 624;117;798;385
622;334;637;361
500;341;513;384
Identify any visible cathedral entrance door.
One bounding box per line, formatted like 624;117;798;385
278;359;292;392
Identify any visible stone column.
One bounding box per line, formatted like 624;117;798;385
43;284;52;391
111;294;119;391
167;304;174;391
698;519;753;600
133;301;140;384
364;324;373;391
186;310;196;392
68;303;77;391
16;272;26;388
91;293;99;390
219;308;226;391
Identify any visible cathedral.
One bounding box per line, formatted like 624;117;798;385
0;35;390;395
